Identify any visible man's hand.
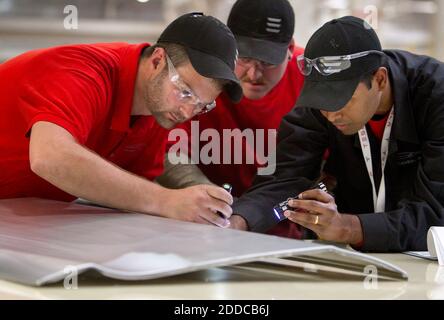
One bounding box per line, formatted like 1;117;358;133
159;184;233;228
284;189;363;245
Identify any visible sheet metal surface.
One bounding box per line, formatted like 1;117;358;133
0;198;407;286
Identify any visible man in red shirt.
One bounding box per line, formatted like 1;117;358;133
158;0;305;237
0;13;242;227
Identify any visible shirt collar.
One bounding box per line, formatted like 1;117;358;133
111;43;150;132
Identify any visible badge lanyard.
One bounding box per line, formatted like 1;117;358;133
358;107;395;212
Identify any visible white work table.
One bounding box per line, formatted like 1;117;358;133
0;252;441;300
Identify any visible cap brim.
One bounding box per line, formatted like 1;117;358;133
185;47;243;103
236;35;289;65
295;77;361;111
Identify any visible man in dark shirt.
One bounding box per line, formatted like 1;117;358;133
230;16;444;252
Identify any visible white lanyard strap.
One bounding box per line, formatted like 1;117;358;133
358;107;394;212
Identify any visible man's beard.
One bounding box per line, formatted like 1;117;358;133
145;69;176;129
152;111;176;129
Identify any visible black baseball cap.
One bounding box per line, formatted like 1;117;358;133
227;0;294;65
295;16;385;111
158;12;242;103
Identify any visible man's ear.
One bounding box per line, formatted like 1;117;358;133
374;67;389;92
151;47;167;71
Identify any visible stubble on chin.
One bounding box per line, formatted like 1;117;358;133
152;112;175;129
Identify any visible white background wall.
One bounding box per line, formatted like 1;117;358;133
1;0;443;62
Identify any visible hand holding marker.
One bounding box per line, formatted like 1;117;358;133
219;183;232;226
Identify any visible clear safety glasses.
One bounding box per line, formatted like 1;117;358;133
166;55;216;115
297;50;384;76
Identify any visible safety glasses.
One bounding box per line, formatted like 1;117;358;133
166;55;216;115
237;57;279;70
297;50;384;76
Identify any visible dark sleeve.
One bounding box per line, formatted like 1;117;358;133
232;107;329;232
359;98;444;252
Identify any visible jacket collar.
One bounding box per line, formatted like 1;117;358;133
386;51;419;145
353;51;420;151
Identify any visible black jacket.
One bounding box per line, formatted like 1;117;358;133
233;50;444;252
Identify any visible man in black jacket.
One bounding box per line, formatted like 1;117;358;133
229;16;444;252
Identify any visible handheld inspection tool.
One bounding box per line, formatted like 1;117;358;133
272;182;330;222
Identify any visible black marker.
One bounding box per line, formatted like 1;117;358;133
217;183;232;224
221;183;232;194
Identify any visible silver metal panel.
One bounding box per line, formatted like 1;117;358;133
0;198;407;286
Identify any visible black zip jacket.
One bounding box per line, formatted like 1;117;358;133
233;50;444;252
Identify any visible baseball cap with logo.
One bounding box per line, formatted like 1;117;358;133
227;0;295;65
158;12;242;103
295;16;386;111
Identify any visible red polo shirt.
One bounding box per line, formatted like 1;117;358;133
0;43;169;201
168;47;305;238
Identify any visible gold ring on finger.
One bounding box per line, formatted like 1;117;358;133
314;215;320;225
